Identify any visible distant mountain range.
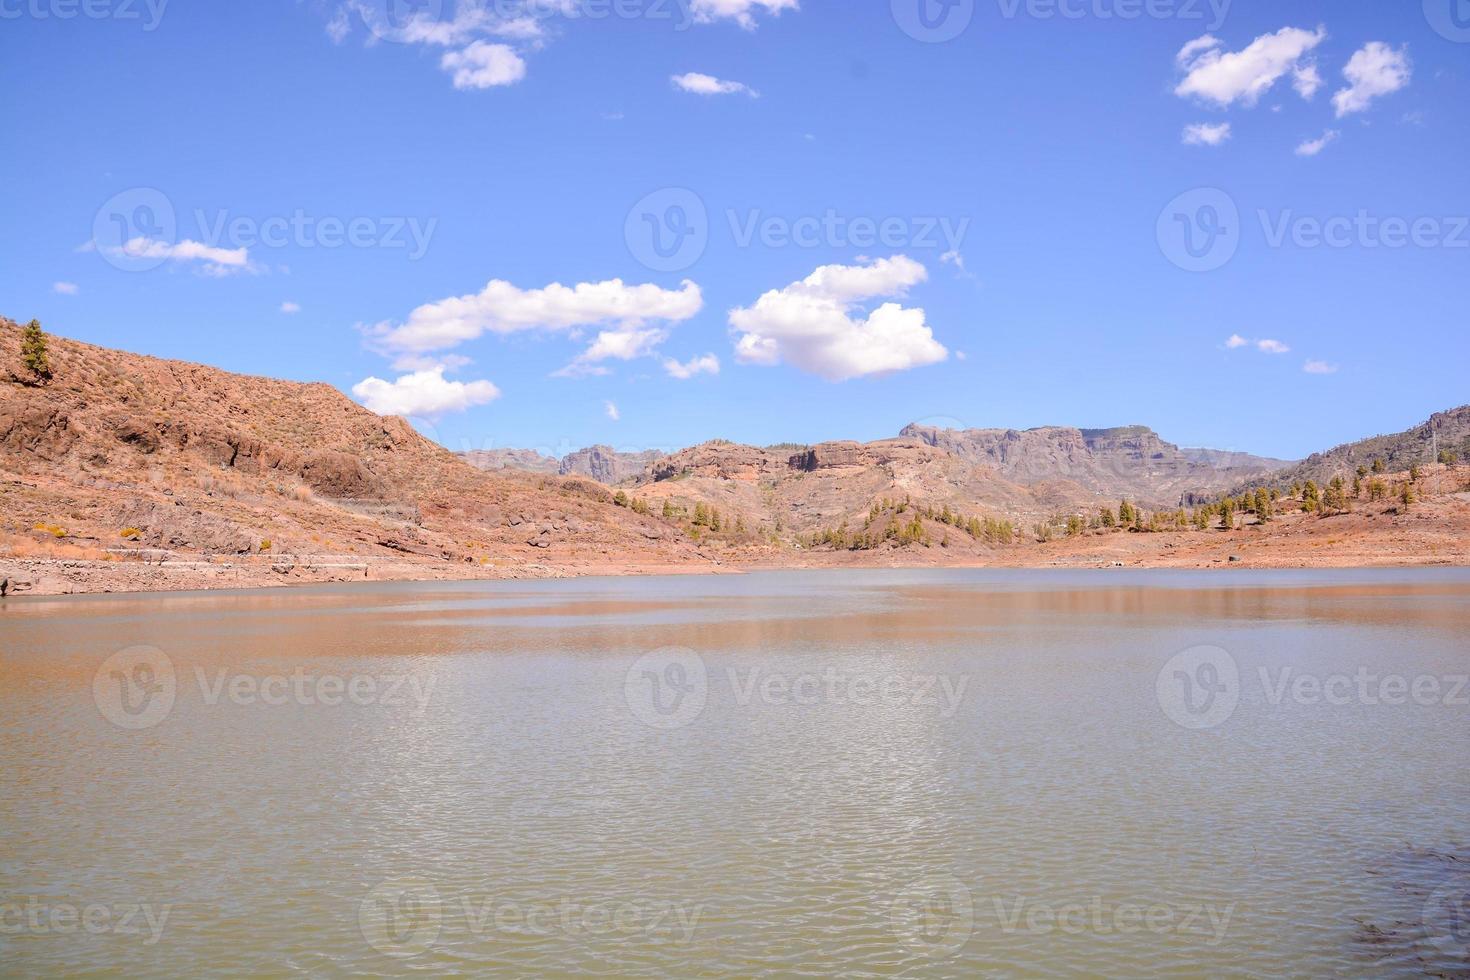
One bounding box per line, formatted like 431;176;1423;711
459;422;1296;536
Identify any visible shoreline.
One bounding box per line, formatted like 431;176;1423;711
5;547;1468;599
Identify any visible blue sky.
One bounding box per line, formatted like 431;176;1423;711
3;0;1467;461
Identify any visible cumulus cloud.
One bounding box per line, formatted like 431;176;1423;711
1174;26;1326;108
604;400;620;421
689;0;798;29
441;41;526;90
352;367;501;418
729;255;948;382
1333;42;1411;118
363;276;703;375
113;237;251;276
280;301;301;314
329;0;796;90
671;72;758;97
1303;360;1339;375
53;281;79;295
663;353;721;379
1295;129;1339;156
1224;334;1249;348
1182;122;1232;146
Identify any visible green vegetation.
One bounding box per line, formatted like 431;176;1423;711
20;319;52;383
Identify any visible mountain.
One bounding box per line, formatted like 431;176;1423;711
560;445;665;484
460;448;560;475
0;319;705;592
461;445;664;484
4;321;1465;595
1234;406;1470;494
900;423;1291;508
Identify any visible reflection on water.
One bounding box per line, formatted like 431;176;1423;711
1;568;1468;977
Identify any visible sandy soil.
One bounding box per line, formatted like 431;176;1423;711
5;487;1466;597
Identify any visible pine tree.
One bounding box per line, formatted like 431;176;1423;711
20;319;52;382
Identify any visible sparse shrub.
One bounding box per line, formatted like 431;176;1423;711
20;319;52;383
1399;484;1414;512
119;527;142;540
260;539;272;551
613;491;629;508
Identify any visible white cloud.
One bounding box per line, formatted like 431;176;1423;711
671;72;758;97
663;353;721;379
113;237;251;276
729;255;948;382
1225;335;1290;354
1174;26;1326;108
364;276;703;376
1333;42;1411;118
441;41;526;90
280;301;301;314
1182;122;1232;146
352;367;501;418
689;0;798;29
52;281;79;295
1293;62;1322;99
604;400;620;422
1295;129;1339;156
1303;360;1339;375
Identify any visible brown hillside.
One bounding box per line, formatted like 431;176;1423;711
0;319;708;593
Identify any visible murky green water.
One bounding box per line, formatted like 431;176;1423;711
2;569;1468;977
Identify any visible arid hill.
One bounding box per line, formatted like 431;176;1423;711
0;319;707;594
1233;406;1470;494
900;422;1291;507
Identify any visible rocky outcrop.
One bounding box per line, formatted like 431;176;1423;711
460;448;560;474
651;441;781;482
560;445;664;484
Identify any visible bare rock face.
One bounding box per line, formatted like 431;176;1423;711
461;448;561;475
651;441;781;482
0;404;78;460
901;423;1290;507
560;445;664;484
113;499;259;554
298;449;390;500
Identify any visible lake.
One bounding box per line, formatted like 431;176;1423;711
2;569;1468;977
